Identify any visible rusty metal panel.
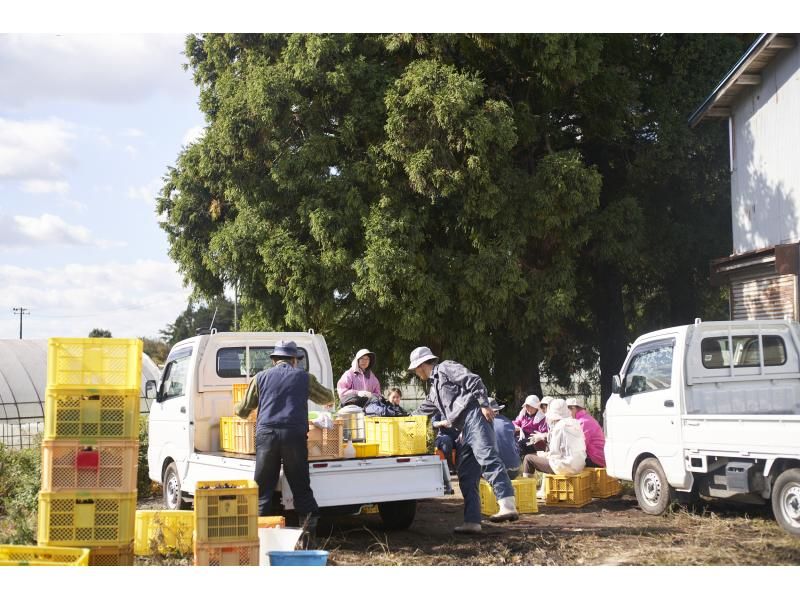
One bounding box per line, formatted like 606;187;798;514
731;273;797;320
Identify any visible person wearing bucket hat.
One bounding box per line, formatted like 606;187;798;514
410;347;518;533
566;398;606;467
513;394;549;455
236;339;334;544
337;348;382;408
521;397;586;477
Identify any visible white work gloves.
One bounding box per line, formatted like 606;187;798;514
433;419;452;429
531;432;547;443
357;390;372;398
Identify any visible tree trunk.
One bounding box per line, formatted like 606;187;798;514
596;264;628;411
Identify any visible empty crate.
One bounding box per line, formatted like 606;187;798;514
364;416;428;456
43;390;139;441
47;337;142;392
194;480;258;543
479;477;539;516
41;439;138;493
37;491;137;546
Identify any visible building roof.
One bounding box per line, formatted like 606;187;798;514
689;33;797;128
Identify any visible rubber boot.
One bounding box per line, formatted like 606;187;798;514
453;522;482;534
489;496;519;523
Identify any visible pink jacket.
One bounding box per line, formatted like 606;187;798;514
337;360;381;401
574;410;605;467
513;409;548;437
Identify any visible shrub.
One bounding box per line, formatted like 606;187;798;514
138;416;156;496
0;438;42;544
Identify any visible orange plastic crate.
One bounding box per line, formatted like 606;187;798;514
43;390;139;441
37;491;136;546
544;470;593;507
307;420;344;461
86;541;135;566
47;337;142;392
219;417;256;454
194;480;259;543
41;439;138;493
194;539;260;566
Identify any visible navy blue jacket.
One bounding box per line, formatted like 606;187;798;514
255;362;311;432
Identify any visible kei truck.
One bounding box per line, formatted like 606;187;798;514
146;329;445;529
604;318;800;535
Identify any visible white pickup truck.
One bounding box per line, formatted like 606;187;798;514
604;319;800;536
146;330;445;529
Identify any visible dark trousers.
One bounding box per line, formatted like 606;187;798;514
255;426;319;517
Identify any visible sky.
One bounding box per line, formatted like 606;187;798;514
0;33;202;340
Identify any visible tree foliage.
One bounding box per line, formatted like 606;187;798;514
159;33;748;407
160;296;236;347
88;328;112;338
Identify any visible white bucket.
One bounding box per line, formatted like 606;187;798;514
258;527;303;566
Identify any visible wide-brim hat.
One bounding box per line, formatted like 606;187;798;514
408;346;438;370
353;348;376;369
271;340;299;358
487;397;504;412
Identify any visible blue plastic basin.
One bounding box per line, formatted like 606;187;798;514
268;550;329;566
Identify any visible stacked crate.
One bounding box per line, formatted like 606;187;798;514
364;416;428;456
193;479;259;566
37;338;143;566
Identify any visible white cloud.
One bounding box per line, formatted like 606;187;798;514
0;34;196;109
182;125;205;146
0;213;115;247
0;117;75;180
20;179;70;194
123;144;138;157
122;128;145;138
0;260;190;339
127;178;162;206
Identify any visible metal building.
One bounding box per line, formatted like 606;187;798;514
0;339;161;448
691;33;800;320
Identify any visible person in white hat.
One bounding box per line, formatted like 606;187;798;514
409;347;518;533
337;348;382;408
566;398;605;467
513;394;548;454
521;397;586;477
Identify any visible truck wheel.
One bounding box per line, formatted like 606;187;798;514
771;468;800;536
378;500;417;530
163;462;191;510
634;458;674;515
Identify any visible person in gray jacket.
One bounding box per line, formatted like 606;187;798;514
410;346;518;533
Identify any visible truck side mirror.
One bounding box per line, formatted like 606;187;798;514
145;380;160;402
612;374;622;396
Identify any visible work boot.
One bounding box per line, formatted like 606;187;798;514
489;496;519;523
453;522;482;534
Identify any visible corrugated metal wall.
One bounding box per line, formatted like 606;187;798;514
731;273;797;320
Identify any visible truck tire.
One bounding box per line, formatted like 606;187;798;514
378;499;417;531
163;461;191;511
634;458;674;515
771;468;800;536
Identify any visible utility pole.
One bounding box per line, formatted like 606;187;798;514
12;307;30;339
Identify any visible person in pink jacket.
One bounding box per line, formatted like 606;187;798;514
337;348;382;407
566;398;605;467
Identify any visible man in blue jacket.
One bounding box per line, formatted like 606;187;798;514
410;346;518;534
236;340;333;540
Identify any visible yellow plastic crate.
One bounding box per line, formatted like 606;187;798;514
0;544;89;566
86;541;134;566
37;491;137;546
307;420;344;461
343;442;379;458
479;477;539;516
47;337;142;392
194;480;259;543
43;390;139;441
544;470;593;507
364;416;428;456
41;439;138;493
194;538;260;566
134;510;194;556
258;516;286;529
231;383;256;421
220;417;256;454
586;467;622;498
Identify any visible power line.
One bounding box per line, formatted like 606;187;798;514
12;307;30;339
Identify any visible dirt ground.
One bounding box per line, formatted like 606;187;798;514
137;478;800;566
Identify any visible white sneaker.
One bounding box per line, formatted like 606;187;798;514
454;522;482;534
489;496;519;522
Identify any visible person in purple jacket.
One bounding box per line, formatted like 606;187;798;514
566;398;605;467
513;395;548;454
337;348;382;407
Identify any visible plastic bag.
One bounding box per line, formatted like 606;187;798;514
310;411;334;430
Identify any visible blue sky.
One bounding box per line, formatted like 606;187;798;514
0;34;202;339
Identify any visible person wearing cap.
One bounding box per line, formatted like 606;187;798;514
409;346;518;533
337;348;382;408
566;398;606;468
236;340;334;542
521;397;586;477
513;395;548;454
488;397;522;479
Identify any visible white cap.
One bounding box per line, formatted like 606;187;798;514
408;346;438;370
565;398;582;408
539;396;552;406
524;395;540;408
546;398;569;424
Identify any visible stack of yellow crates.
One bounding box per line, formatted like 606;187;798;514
193;479;259;566
37;337;142;566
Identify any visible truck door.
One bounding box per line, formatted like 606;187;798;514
611;337;683;480
149;346;194;474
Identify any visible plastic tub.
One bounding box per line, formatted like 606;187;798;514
258;527;303;566
268;550;329;566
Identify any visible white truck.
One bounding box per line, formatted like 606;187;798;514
146;330;445;529
604;319;800;536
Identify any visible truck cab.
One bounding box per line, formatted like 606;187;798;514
604;319;800;536
147;330;445;530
